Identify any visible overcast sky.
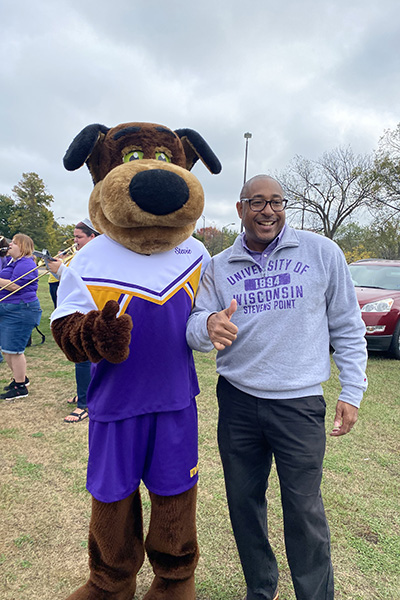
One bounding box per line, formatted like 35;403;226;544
1;0;399;233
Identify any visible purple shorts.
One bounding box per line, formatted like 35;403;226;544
87;398;198;502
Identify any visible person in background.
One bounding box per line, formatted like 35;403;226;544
0;236;11;270
0;236;11;364
0;234;42;399
186;174;368;600
48;218;99;422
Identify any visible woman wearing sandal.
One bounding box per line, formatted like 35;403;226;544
48;219;99;423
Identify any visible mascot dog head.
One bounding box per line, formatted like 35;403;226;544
63;122;221;254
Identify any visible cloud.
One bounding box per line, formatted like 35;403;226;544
0;0;399;232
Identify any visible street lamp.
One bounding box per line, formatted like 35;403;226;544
241;133;252;233
243;132;252;184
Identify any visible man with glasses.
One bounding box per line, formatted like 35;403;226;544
186;174;367;600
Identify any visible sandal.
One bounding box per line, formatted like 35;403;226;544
67;395;78;404
64;409;89;423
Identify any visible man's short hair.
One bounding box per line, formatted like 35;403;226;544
240;175;282;199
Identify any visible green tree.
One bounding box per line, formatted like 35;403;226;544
366;218;400;259
335;219;400;261
53;223;75;253
278;147;380;239
11;172;58;252
0;194;16;239
370;123;400;218
195;226;238;256
334;223;374;263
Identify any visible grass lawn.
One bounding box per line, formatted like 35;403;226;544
0;277;399;599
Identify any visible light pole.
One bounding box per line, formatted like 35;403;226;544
243;132;252;184
242;133;252;233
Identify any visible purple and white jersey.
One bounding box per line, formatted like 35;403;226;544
52;234;210;421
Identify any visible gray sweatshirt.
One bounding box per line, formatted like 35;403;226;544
186;227;367;407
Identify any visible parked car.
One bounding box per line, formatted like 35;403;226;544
348;259;400;359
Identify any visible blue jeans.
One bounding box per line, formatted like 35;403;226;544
75;361;91;411
0;300;42;353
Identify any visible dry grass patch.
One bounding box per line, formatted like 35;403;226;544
0;280;399;599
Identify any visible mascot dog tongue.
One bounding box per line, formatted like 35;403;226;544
52;122;221;600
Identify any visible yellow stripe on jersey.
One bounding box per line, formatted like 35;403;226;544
86;263;203;312
183;263;202;307
86;287;126;312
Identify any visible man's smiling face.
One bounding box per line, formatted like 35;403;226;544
236;176;286;252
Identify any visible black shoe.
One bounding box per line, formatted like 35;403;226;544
3;376;30;391
0;384;29;399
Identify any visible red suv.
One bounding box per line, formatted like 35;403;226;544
348;259;400;359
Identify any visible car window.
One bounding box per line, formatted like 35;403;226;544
349;265;400;290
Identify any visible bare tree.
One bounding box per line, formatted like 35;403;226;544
377;123;400;157
371;123;400;217
278;147;380;239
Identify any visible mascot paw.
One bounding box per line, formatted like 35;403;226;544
82;300;133;363
52;313;91;363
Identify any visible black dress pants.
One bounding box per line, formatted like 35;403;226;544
217;376;334;600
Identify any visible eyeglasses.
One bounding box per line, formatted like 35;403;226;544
240;198;287;212
241;198;288;212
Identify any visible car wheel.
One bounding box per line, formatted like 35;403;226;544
389;320;400;359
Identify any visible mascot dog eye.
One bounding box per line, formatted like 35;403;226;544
63;122;221;254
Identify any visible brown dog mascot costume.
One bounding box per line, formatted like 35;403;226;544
51;122;221;600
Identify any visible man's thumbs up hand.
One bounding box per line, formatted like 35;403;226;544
207;299;238;351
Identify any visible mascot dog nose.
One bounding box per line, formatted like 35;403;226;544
129;169;190;216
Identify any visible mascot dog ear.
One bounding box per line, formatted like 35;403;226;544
63;123;110;180
175;128;222;174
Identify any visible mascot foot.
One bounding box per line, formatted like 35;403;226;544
142;575;195;600
65;579;137;600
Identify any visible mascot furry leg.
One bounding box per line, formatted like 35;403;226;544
66;486;198;600
67;490;144;600
144;487;199;600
